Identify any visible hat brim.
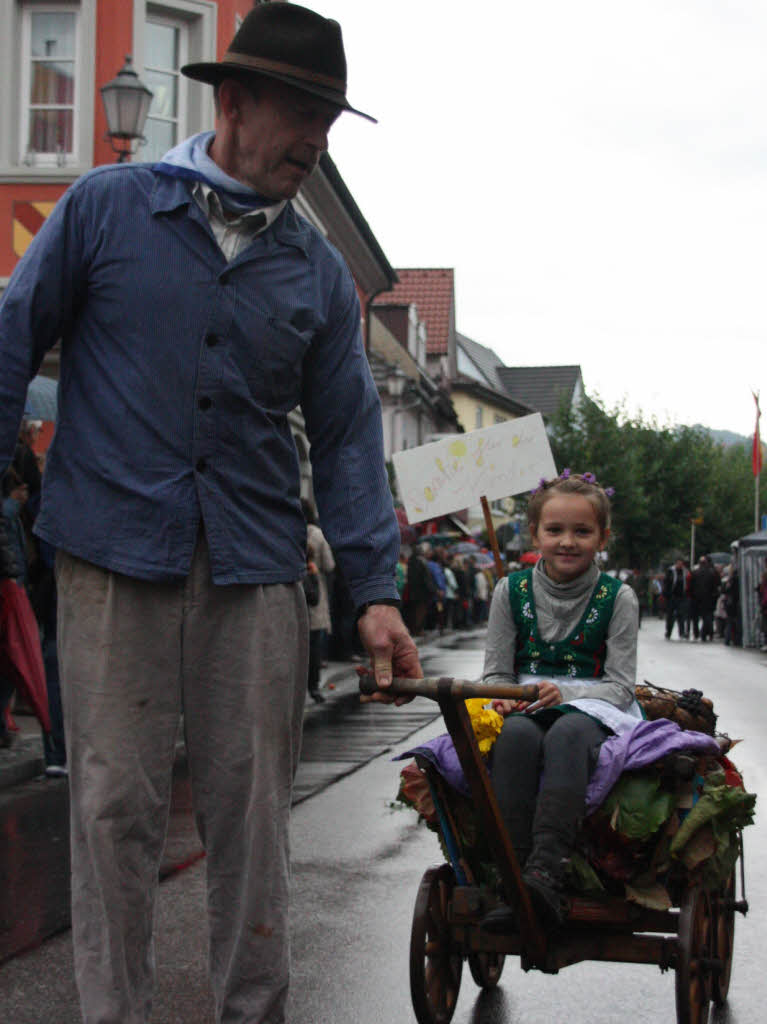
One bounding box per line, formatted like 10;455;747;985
181;61;377;123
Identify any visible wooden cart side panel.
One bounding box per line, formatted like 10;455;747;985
437;687;548;965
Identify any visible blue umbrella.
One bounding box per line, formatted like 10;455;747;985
448;541;480;555
25;375;58;421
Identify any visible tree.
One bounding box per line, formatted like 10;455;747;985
549;395;764;569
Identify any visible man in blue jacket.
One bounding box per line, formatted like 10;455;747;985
0;6;419;1022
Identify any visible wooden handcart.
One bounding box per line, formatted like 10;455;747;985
361;675;749;1024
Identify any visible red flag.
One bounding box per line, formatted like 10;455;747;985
753;391;763;477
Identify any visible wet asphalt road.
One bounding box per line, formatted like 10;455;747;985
2;622;767;1023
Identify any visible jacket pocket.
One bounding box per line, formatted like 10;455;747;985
245;314;314;412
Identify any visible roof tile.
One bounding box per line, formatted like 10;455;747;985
373;268;455;355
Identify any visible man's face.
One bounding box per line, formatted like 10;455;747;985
228;78;341;199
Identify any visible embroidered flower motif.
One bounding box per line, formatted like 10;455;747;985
522;601;533;620
586;608;599;625
595;585;609;601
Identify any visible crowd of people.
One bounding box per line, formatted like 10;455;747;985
399;543;497;636
644;555;743;646
301;536;502;686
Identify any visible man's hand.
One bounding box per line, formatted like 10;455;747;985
357;604;422;705
523;679;562;713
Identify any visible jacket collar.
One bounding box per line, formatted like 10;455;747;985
149;172;312;257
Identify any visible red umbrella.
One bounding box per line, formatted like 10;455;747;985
520;551;541;565
395;506;417;545
0;579;51;733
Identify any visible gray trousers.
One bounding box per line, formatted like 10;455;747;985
56;538;309;1024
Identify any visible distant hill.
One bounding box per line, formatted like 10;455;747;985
693;425;750;448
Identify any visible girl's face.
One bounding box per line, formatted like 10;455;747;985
530;493;608;583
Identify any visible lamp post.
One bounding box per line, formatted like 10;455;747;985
100;56;153;163
387;367;408;401
387;366;425;458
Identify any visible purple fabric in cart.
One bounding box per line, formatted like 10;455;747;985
394;718;721;813
395;732;472;797
582;719;720;813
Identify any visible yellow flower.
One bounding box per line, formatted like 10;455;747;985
464;698;504;756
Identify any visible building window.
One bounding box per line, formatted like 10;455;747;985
133;1;218;154
475;406;484;429
20;6;79;165
143;14;188;162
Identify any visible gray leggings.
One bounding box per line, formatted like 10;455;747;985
490;710;608;858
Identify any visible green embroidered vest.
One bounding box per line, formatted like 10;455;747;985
507;568;622;679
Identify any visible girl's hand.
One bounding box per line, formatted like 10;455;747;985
524;680;562;713
491;698;529;716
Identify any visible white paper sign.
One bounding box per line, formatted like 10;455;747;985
393;412;557;524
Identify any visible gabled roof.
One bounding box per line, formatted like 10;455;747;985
496;365;582;417
373;268;454;355
456;332;505;390
454;332;534;417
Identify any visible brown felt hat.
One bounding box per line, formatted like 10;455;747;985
181;3;376;123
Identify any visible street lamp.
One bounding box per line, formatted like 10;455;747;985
386;367;421;457
386;366;408;400
100;56;153;163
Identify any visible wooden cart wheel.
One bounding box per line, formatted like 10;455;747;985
468;950;505;989
410;865;463;1024
675;886;713;1024
711;869;736;1006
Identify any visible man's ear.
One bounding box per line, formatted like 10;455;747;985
217;78;245;122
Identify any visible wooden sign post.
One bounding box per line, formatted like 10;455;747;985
481;495;506;579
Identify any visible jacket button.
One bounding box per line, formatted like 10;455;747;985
196;458;207;473
198;396;212;410
205;333;220;347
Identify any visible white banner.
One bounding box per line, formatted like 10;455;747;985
393;413;557;524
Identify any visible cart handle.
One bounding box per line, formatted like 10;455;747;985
358;674;539;702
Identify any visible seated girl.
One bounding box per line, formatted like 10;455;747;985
482;471;640;932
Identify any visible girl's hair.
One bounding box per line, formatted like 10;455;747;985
527;471;612;534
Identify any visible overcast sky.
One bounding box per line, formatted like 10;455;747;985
302;0;767;438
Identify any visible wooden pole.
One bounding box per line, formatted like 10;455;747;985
438;693;548;965
481;495;505;580
358;674;539;702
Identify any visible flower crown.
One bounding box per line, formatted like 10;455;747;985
532;468;615;497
